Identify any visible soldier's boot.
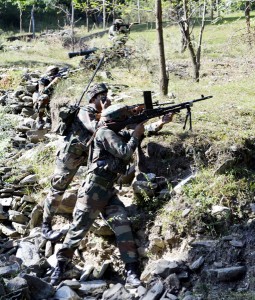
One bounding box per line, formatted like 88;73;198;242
44;117;52;129
125;262;142;288
41;221;63;242
50;260;68;286
36;112;45;130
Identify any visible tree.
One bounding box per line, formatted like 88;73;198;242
181;0;206;82
8;0;28;33
155;0;168;95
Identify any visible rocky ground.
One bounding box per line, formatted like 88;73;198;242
1;63;255;300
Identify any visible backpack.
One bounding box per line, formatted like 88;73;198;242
55;104;80;136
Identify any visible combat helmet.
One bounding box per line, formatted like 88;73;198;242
86;83;108;103
113;19;124;25
46;65;59;76
101;104;130;122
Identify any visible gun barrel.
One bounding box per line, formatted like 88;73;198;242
68;48;98;59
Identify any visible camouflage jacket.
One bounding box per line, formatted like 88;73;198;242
91;127;139;175
65;105;100;155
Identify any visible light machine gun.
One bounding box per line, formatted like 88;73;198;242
106;91;213;132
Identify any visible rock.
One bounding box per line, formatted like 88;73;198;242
92;260;111;279
153;260;179;278
0;224;19;237
0;197;13;206
53;285;82;300
12;222;27;234
16;241;40;267
19;174;38;185
0;262;20;276
26;129;48;143
216;266;246;282
29;204;43;228
102;283;132;300
190;256;205;271
80;265;94;281
78;280;108;296
207;266;246;282
6;276;28;293
9;210;29;224
60;279;81;290
22;274;55;299
211;205;231;215
140;281;164;300
132;180;157;197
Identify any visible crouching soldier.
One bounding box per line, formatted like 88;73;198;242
33;65;61;130
50;104;148;287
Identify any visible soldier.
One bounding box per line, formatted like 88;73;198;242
33;65;62;130
108;19;132;47
50;104;174;287
41;83;111;241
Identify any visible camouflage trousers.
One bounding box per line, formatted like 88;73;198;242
43;140;88;223
57;173;138;264
33;92;51;119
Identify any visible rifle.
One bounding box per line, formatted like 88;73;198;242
68;47;98;59
106;92;213;132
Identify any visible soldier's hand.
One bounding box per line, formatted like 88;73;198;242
101;98;111;110
161;112;174;125
132;121;146;139
130;104;144;115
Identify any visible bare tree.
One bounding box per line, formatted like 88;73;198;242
155;0;168;95
182;0;206;82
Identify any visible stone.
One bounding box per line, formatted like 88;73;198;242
19;174;38;185
190;256;205;271
0;262;20;276
53;286;82;300
16;241;40;267
9;210;29;224
78;280;108;296
153;260;179;278
26;129;48;143
6;277;28;293
102;283;132;300
92;260;111;279
22;274;55;299
12;222;27;234
0;224;19;237
140;281;164;300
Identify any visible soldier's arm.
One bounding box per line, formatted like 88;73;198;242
97;127;142;161
145;112;174;134
77;106;99;134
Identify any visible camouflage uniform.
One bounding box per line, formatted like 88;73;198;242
42;83;108;241
33;66;61;129
57;126;139;263
42;105;98;224
108;19;129;47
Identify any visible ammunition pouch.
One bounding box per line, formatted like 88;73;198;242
88;173;115;189
64;137;88;157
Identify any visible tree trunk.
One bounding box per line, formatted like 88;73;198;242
155;0;168;95
30;5;35;39
103;0;106;30
245;1;251;46
19;8;23;33
71;1;75;51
